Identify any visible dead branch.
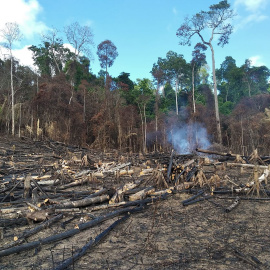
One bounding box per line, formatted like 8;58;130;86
225;197;240;213
0;206;144;258
53;215;129;270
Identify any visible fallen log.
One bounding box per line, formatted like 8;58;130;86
53;215;129;270
196;148;240;157
182;190;204;206
0;206;143;258
84;188;108;199
109;180;142;204
55;194;110;209
129;186;155;201
182;196;212;206
151;187;174;197
228;163;268;169
88;194;168;212
0;217;28;227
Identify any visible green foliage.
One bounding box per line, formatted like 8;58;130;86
64;56;91;89
159;83;175;113
219;100;234;115
217;56;270;103
29;41;75;77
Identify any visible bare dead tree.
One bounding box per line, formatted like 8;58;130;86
0;22;22;136
64;21;94;59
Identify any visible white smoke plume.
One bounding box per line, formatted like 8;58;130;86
168;122;210;154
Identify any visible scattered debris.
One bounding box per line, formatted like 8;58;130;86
1;138;270;269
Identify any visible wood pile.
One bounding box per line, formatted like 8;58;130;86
0;137;270;269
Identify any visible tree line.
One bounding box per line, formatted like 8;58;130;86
0;0;269;155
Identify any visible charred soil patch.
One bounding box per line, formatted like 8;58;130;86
0;136;270;269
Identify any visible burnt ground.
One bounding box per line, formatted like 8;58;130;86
0;136;270;270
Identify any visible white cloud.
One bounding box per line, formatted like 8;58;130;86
235;0;268;12
249;55;265;66
233;0;269;30
13;45;35;67
63;43;76;53
0;45;35;68
0;0;48;41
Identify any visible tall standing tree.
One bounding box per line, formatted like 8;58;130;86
176;0;235;143
151;60;166;150
163;51;190;115
0;22;22;136
65;22;94;59
97;40;118;83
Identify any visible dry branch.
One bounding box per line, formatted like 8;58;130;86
0;206;143;258
53;215;129;270
225;197;240;213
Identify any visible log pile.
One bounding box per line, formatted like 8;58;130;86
0;137;270;268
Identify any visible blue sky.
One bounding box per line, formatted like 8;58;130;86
0;0;269;82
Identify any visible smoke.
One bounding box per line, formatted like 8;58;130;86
168;122;210;154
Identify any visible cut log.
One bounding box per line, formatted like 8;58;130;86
228;163;268;169
129;187;155;201
196;148;240;157
151;187;174;196
55;194;110;209
89;194;168;212
109;180;142;204
84;188;108;199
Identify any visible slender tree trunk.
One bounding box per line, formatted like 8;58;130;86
83;87;86;122
19;103;21;138
210;44;222;144
192;64;196;114
155;86;159;151
10;54;15;136
175;78;179;115
143;104;147;153
137;104;144;153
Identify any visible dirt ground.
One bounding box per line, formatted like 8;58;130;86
0;136;270;270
